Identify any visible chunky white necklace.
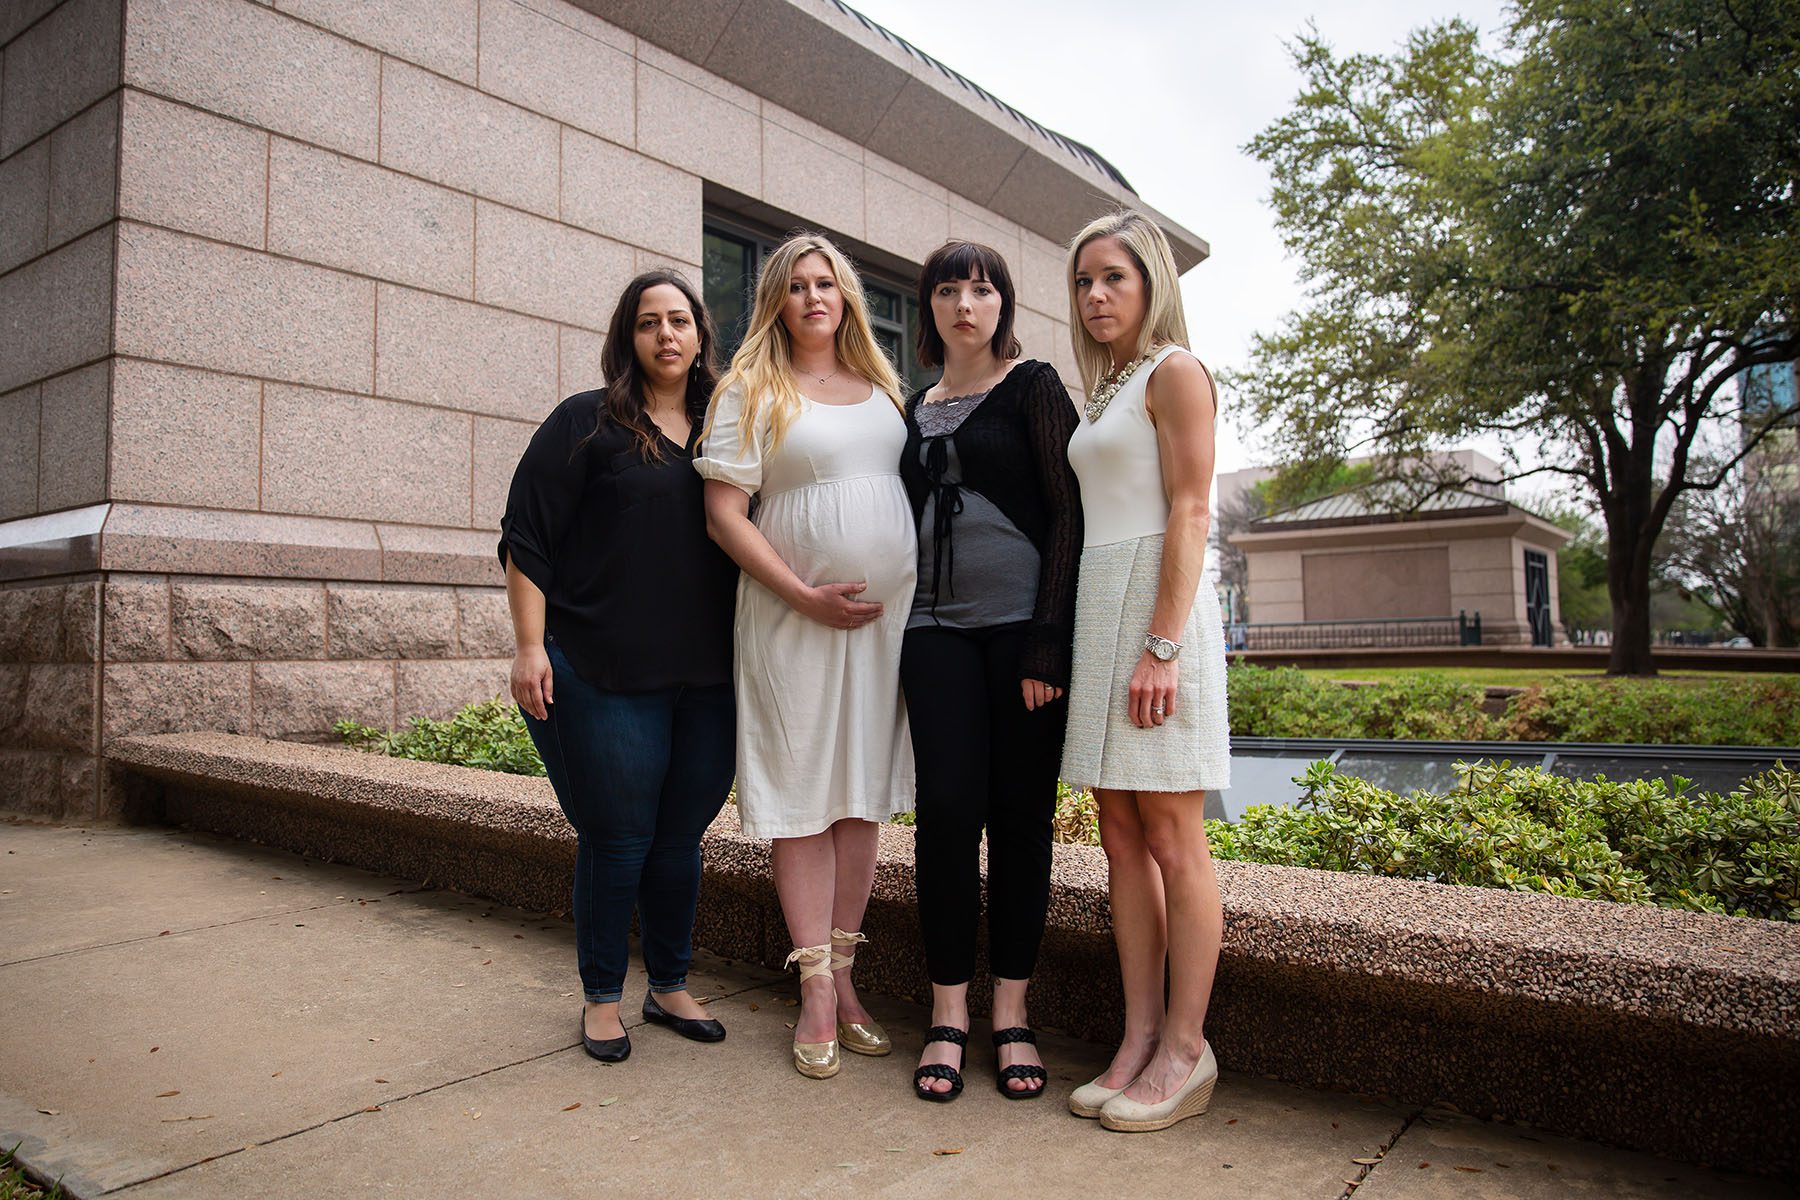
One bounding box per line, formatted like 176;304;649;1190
1085;356;1150;423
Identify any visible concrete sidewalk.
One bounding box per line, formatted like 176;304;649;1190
0;823;1784;1199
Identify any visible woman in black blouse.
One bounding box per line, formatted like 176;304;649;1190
498;270;739;1064
898;241;1082;1101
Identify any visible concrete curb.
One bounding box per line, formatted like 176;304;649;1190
107;732;1800;1175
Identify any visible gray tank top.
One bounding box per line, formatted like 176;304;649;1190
907;389;1040;631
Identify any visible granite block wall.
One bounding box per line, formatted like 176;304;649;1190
97;0;1081;562
101;573;509;739
1;0;1092;819
0;578;103;818
0;0;121;818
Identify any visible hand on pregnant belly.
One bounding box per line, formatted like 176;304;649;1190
759;474;915;630
795;580;883;630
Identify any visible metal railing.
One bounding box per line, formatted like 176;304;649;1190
1231;612;1482;650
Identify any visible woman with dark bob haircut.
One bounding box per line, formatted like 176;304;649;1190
897;240;1082;1101
499;269;740;1064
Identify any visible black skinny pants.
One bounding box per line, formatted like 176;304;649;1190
900;622;1067;986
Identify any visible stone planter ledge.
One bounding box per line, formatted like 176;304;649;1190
101;732;1800;1176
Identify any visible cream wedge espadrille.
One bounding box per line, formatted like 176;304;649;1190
1068;1074;1127;1119
1097;1042;1217;1132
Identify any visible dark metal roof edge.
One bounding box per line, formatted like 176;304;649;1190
1246;503;1514;533
827;0;1136;194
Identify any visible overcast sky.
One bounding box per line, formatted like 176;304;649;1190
850;0;1515;477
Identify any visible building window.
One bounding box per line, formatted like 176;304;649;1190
702;216;938;394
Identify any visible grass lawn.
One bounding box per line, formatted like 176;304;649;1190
1295;666;1800;688
0;1148;61;1200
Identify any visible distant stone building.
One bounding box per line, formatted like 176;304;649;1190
0;0;1205;819
1227;483;1572;648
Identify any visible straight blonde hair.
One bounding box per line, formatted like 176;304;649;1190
1065;211;1190;395
708;232;904;454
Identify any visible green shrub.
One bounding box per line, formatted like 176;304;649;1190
336;698;544;777
339;696;1799;921
1501;676;1800;746
1052;779;1099;845
1205;759;1799;921
1228;665;1495;740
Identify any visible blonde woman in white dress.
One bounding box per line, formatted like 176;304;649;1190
1059;211;1230;1132
696;233;916;1080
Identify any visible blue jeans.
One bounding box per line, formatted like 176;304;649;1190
522;641;735;1004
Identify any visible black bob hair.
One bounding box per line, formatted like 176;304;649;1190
913;240;1022;369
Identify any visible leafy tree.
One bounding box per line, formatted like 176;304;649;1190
1237;0;1800;674
1251;460;1378;513
1543;505;1612;635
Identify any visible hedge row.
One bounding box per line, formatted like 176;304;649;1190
1226;665;1800;747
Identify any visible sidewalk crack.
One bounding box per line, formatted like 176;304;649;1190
0;898;364;969
101;973;779;1195
1336;1105;1426;1199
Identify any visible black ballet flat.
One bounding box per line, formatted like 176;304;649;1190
992;1027;1047;1099
642;992;727;1043
580;1013;631;1063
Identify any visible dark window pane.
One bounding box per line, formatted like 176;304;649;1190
866;283;899;323
703;230;755;363
906;295;942;394
874;327;902;376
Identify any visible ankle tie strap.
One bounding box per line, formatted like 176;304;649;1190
784;944;834;982
830;928;868;970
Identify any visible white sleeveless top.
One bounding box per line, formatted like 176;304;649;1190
1066;344;1186;548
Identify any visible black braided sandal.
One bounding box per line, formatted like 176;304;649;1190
992;1026;1047;1100
912;1025;968;1103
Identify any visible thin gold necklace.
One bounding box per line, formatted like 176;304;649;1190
1085;356;1149;423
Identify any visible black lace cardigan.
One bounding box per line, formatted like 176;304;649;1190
898;359;1083;686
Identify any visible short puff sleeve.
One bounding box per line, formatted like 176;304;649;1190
692;382;764;496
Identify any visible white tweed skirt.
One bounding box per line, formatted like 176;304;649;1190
1061;533;1231;794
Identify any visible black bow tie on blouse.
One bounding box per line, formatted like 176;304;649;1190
921;434;964;616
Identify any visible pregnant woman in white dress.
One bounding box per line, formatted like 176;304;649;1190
696;233;916;1080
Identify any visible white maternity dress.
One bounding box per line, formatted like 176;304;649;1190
1060;345;1231;794
694;383;917;838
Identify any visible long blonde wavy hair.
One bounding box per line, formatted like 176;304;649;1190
707;232;904;454
1065;210;1191;395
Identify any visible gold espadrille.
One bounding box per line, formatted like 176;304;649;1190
783;944;840;1079
830;928;891;1056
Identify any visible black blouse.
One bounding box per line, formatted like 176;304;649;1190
497;389;737;692
898;360;1083;686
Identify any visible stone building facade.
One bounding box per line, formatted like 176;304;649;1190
0;0;1206;819
1229;489;1573;647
